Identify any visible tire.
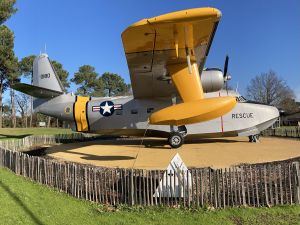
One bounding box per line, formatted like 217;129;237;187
256;134;260;140
249;135;260;143
168;132;184;148
248;135;253;142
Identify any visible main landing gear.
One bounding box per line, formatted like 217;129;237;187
249;134;260;143
168;125;187;148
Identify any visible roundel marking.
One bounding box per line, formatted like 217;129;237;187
100;101;115;117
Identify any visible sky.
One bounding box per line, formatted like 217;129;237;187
4;0;300;101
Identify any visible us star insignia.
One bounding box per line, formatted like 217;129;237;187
92;101;123;116
99;101;115;116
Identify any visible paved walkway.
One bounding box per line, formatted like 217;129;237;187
46;137;300;169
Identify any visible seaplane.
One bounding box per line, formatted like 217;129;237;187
13;7;279;148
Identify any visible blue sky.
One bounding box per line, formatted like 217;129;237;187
4;0;300;101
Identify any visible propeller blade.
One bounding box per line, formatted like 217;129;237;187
223;55;229;78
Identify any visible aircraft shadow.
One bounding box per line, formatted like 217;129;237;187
46;138;171;152
184;138;244;144
63;150;136;161
45;137;245;156
0;180;44;225
81;155;135;161
0;134;31;140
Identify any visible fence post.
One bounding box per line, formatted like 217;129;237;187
292;162;300;204
131;169;134;206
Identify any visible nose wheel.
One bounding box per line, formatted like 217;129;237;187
249;134;260;143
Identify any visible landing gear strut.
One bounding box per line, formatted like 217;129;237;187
168;125;187;148
249;134;260;143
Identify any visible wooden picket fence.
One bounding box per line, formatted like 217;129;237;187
0;133;101;152
0;142;299;208
262;127;300;138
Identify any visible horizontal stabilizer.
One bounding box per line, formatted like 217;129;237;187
12;83;63;98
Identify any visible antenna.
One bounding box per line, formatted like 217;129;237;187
44;43;47;54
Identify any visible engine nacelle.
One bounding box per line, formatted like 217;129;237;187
201;68;225;93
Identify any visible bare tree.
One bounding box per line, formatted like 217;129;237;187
19;55;35;127
247;70;298;113
10;88;16;127
16;92;30;127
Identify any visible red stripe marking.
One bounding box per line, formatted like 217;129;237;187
220;115;224;133
219;92;224;133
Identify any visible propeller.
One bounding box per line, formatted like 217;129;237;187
223;55;231;95
223;55;229;79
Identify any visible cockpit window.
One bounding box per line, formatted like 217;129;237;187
236;96;247;102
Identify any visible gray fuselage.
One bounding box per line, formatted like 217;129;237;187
34;90;279;138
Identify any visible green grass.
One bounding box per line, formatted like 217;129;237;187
0;128;74;140
0;167;300;225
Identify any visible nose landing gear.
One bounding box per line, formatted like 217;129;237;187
168;125;187;148
249;134;260;143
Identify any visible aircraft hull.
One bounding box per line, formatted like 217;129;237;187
35;94;279;138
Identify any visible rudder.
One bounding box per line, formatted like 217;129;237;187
33;53;64;93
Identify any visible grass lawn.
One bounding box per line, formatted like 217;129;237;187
0;167;300;225
0;128;74;140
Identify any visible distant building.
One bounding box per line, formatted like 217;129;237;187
281;111;300;126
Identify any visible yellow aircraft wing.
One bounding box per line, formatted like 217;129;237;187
122;7;221;99
122;8;236;126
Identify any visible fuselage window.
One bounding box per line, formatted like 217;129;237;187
131;109;138;114
147;107;154;113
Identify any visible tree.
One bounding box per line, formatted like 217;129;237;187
7;59;20;128
247;70;298;113
9;74;20;128
0;0;17;25
51;60;70;90
2;103;11;127
16;92;30;127
101;72;130;97
0;25;18;128
19;55;35;127
19;55;35;77
92;77;104;97
0;0;17;128
71;65;100;96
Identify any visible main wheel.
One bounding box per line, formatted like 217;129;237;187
168;132;184;148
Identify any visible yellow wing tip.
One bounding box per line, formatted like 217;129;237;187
213;8;222;18
123;7;221;31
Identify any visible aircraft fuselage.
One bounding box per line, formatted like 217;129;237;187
34;91;279;138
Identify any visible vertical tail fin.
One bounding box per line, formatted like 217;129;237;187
11;54;64;99
33;53;64;93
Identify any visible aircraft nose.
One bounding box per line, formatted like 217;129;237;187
267;105;280;119
255;105;280;132
260;105;279;121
